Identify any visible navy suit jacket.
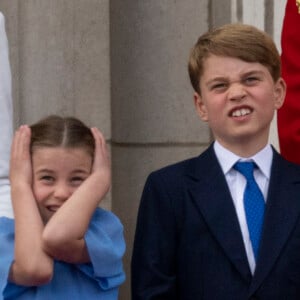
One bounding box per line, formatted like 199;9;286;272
131;144;300;299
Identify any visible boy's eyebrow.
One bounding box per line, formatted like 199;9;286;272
205;77;228;85
241;70;265;77
205;70;265;85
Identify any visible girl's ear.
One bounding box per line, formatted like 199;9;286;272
194;92;208;122
274;77;286;110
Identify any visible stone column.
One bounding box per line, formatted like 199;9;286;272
110;1;211;298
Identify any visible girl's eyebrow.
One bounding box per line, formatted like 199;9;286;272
70;169;90;175
35;168;55;174
35;169;89;175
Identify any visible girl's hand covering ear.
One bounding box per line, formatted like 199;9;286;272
90;127;111;194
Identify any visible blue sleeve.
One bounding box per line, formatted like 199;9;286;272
77;208;126;290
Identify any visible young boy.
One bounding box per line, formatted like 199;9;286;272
131;23;300;299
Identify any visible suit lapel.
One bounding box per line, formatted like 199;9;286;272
187;145;252;282
249;150;300;294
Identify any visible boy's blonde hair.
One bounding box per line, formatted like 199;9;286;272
188;23;281;94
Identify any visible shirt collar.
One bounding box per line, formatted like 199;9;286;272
213;141;273;179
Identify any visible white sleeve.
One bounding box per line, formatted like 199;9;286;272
0;12;13;218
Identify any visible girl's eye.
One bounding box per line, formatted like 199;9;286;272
70;177;85;186
40;176;54;183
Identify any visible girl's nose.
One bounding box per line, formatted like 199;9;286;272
53;183;72;201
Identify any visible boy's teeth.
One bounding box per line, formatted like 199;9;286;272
232;108;250;117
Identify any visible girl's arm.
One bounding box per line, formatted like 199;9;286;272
9;126;53;286
42;127;111;264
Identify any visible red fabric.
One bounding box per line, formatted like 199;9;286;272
278;0;300;164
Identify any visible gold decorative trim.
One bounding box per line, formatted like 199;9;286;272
297;0;300;14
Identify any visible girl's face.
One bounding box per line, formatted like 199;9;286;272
32;147;93;223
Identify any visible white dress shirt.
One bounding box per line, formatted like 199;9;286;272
0;12;14;218
214;141;272;274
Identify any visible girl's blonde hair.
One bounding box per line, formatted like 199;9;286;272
30;115;95;157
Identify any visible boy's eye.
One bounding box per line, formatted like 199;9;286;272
244;77;259;84
211;83;228;92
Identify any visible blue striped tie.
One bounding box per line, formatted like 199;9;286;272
234;161;265;260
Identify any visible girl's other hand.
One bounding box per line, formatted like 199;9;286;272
90;127;111;194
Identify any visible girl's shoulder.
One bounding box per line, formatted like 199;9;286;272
0;217;16;299
92;207;123;231
93;206;120;219
0;216;14;234
0;216;14;224
0;216;15;261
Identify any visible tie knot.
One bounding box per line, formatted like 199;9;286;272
234;161;256;180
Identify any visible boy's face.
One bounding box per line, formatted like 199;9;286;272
194;55;286;154
32;147;93;223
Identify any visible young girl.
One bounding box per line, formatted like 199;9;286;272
0;115;125;299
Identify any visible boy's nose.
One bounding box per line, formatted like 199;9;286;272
228;83;246;101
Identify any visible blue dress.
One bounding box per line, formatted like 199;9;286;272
0;208;125;300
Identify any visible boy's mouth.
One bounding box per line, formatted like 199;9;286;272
230;107;252;117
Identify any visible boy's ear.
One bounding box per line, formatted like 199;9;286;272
194;92;208;122
274;78;286;109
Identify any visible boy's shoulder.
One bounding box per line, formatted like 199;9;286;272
148;145;300;183
273;148;300;175
148;144;216;181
